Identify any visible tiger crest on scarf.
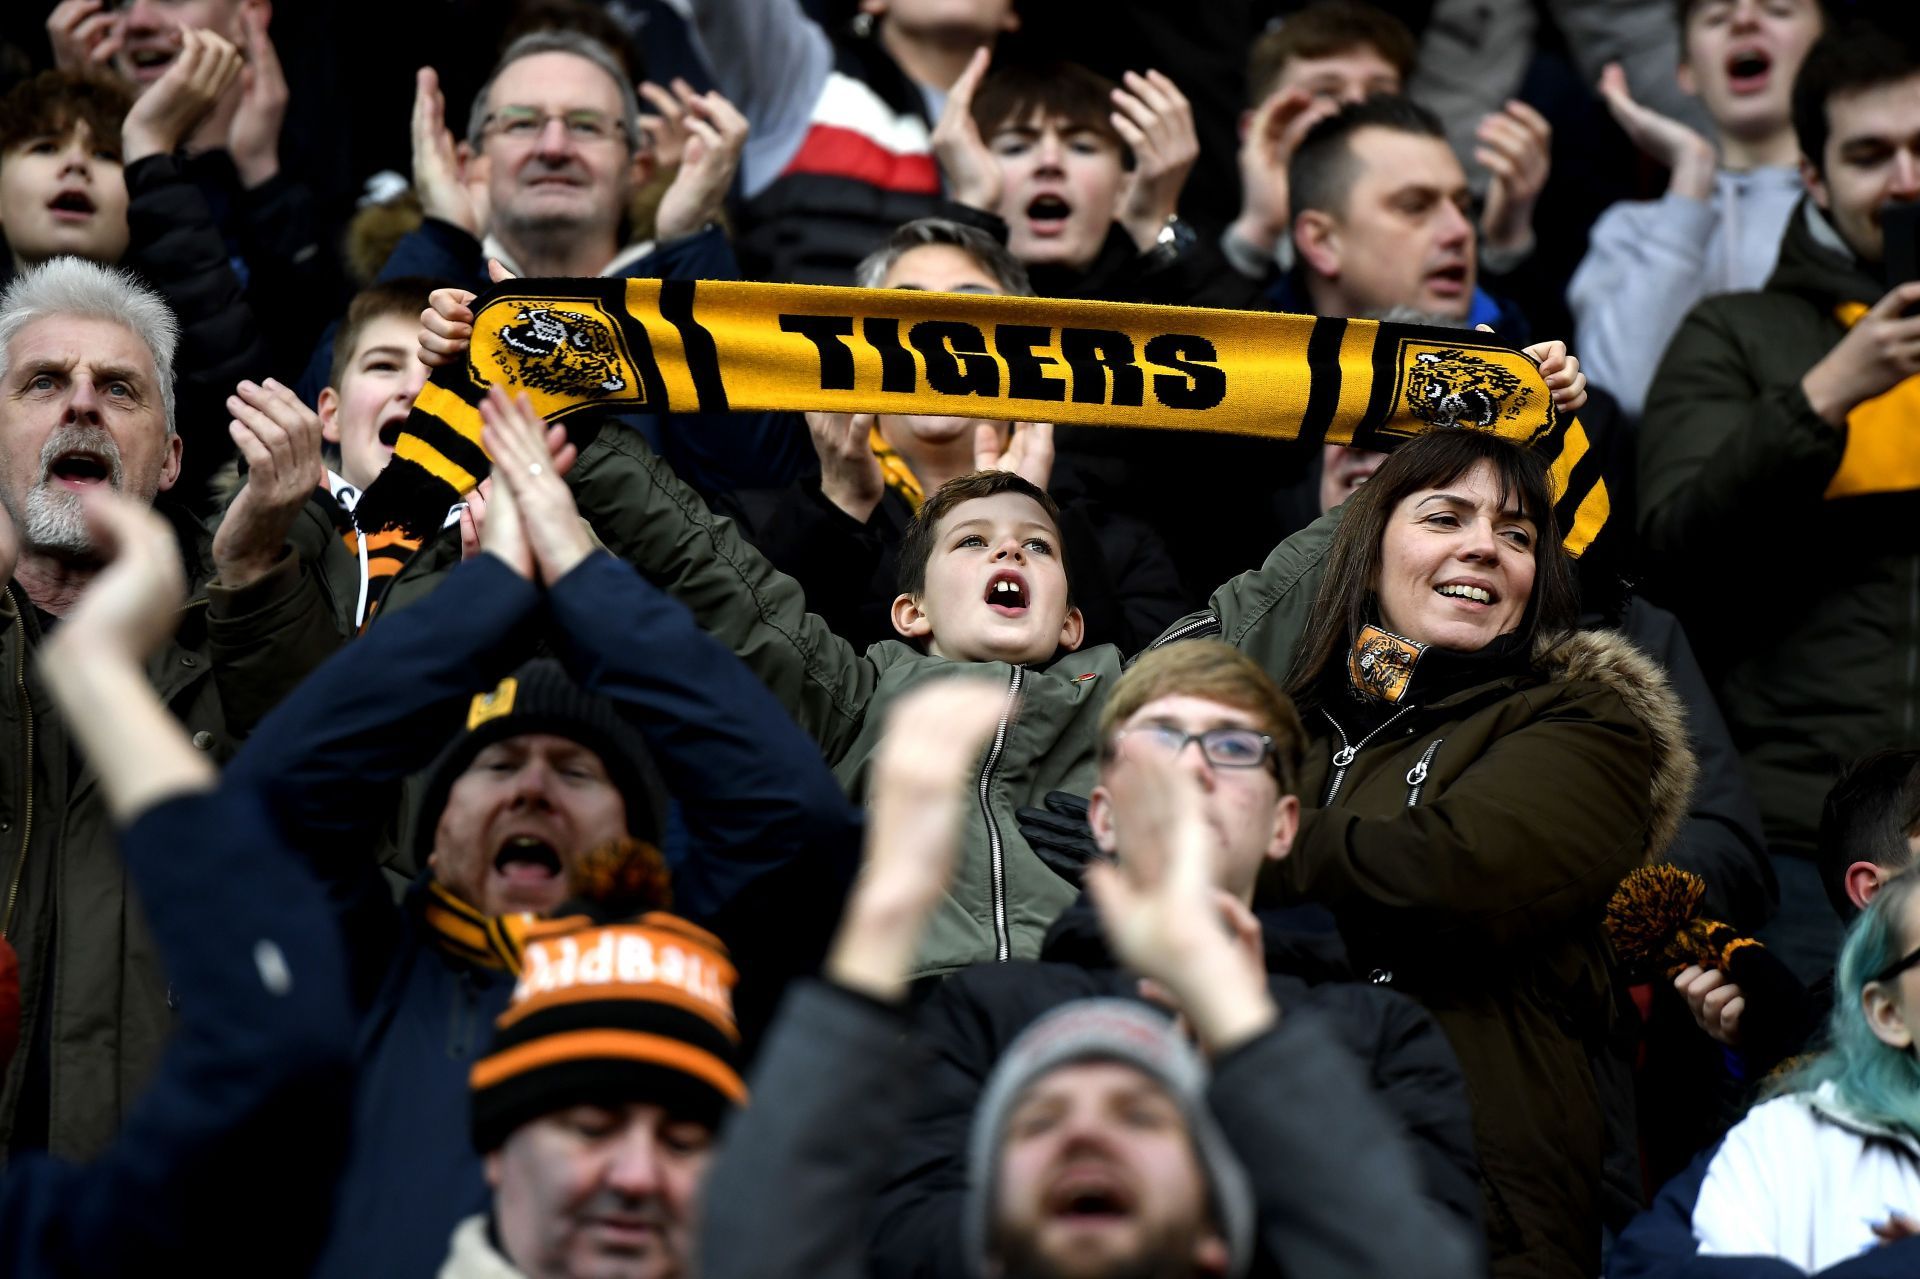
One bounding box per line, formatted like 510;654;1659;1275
1403;348;1528;432
497;304;630;397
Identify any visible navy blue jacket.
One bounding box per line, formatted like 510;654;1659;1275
230;550;864;1279
0;786;354;1276
1610;1143;1920;1278
297;219;808;501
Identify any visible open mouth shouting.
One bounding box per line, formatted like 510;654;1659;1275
46;189;98;223
1043;1164;1138;1232
1726;46;1773;95
1424;262;1470;300
376;410;411;449
492;833;564;889
986;568;1030;616
1025;193;1073;238
43;446;119;494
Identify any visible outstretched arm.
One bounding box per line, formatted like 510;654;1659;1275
10;494;353;1274
700;682;1007;1279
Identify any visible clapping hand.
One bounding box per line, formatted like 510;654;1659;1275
477;387;589;584
931;47;1001;212
1597;63;1716;202
120;28;244;164
1112;70;1199;254
652;85;750;242
827;678;1009;1000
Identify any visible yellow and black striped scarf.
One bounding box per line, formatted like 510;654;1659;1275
352;279;1611;606
421;881;532;972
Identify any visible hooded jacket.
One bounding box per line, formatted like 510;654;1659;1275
1266;627;1696;1279
1639;199;1920;861
864;898;1486;1279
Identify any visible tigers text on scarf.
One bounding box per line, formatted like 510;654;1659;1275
351;278;1613;597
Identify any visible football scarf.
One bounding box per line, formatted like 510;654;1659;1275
1828;301;1920;500
351;278;1612;602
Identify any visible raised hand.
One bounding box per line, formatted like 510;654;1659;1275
1229;86;1340;259
635;78;697;172
1084;746;1278;1053
653;85;750;242
828;678;1009;999
54;493;187;666
46;0;124;74
807;410;885;523
121;27;245;164
1475;100;1551;257
973;420;1053;491
479;386;589;584
418;261;515;368
412;66;486;237
211;378;326;589
931;47;1001;212
1520;339;1587;415
1112;69;1199;253
458;418;579;563
226;5;288;189
1597;62;1716;202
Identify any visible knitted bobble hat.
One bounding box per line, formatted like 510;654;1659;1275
963;999;1255;1279
469;910;744;1152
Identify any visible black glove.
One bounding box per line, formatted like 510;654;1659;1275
1016;790;1106;887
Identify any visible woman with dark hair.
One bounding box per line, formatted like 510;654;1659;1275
1609;872;1920;1277
1254;428;1697;1279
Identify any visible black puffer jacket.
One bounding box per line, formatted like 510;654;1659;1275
1639;199;1920;861
867;898;1485;1279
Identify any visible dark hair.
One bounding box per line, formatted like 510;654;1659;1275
1288;94;1447;221
854;217;1033;295
328;277;449;389
897;470;1068;600
1818;750;1920;921
1283;430;1580;704
1792;19;1920;177
0;70;130;162
1246;1;1417;107
970;61;1130;166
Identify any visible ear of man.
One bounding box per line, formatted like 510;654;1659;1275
1293;208;1340;277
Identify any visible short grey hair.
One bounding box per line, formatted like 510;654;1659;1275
854;219;1033;296
466;30;643;152
0;256;179;436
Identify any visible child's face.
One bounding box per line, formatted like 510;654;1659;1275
1679;0;1824;141
988;110;1127;272
893;491;1083;664
318;313;429;491
0;122;129;271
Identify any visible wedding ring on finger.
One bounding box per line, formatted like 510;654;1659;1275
528;463;544;478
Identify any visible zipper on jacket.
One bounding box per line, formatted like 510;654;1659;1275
1405;738;1444;807
1321;705;1414;805
979;667;1023;962
1143;613;1220;654
2;604;34;940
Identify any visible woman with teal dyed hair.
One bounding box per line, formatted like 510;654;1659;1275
1608;873;1920;1276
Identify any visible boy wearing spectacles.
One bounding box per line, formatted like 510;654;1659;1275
1090;641;1303;904
863;638;1486;1278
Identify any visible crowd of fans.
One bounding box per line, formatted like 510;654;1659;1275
1;0;1920;1275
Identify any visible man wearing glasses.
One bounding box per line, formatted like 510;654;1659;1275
866;639;1486;1279
422;30;746;280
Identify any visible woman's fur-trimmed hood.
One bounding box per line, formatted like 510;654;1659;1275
1534;629;1697;864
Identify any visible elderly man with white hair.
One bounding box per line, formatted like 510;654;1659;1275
0;254;340;1163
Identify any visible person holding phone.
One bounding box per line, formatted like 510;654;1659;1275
1640;18;1920;985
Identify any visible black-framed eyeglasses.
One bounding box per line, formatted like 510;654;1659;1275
1111;725;1277;772
481;106;634;149
1872;944;1920;986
